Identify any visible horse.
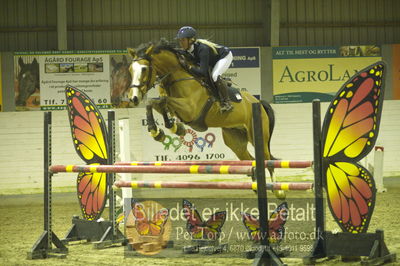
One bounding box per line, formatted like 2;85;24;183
15;57;40;107
126;39;284;198
110;55;133;107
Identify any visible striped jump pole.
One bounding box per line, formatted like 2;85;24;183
49;164;253;175
115;160;313;168
114;180;313;191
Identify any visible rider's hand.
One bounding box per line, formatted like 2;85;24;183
178;56;191;71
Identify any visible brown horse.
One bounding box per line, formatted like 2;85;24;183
127;39;283;198
16;57;40;107
110;55;133;107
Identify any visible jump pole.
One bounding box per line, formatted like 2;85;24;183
113;180;313;191
50;164;254;175
115;160;313;168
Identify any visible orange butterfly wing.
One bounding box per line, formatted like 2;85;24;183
65;86;108;221
242;202;288;242
242;213;261;241
321;62;385;233
268;202;288;243
132;201;169;236
76;171;107;221
182;199;226;240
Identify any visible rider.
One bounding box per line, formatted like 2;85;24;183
176;26;233;112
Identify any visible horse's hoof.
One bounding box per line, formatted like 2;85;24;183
154;129;166;142
274;190;286;200
175;123;186;136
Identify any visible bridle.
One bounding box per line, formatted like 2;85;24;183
129;51;196;93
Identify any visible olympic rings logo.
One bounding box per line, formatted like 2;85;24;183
161;129;216;152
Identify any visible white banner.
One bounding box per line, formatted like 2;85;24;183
14;50;127;111
225;47;261;97
39;54;111;110
140;111;237;161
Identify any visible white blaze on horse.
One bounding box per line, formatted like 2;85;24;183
127;39;284;198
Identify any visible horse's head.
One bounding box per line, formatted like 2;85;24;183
110;55;132;106
127;44;157;106
16;57;39;106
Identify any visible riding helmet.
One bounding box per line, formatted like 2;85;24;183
176;26;196;39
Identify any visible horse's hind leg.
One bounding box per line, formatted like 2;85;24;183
221;128;254;161
225;126;286;199
256;115;286;199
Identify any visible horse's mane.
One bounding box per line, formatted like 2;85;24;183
135;38;183;58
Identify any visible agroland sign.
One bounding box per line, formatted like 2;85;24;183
272;46;381;103
278;64;356;83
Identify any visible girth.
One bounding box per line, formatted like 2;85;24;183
187;97;215;132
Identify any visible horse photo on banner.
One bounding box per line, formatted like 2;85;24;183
14;55;40;111
110;54;133;108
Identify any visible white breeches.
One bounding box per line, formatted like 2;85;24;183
211;51;233;82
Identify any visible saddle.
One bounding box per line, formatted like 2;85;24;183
223;80;243;103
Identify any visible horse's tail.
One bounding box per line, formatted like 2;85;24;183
260;100;277;161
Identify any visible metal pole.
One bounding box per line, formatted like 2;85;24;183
107;111;116;236
44;112;52;249
252;103;284;265
252;103;269;246
312;100;325;256
56;0;67;50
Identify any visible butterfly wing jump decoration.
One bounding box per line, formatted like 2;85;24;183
131;200;169;236
321;62;385;233
242;202;289;243
182;199;226;240
65;86;108;221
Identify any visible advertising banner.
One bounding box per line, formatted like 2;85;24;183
14;50;128;111
272;45;381;103
14;47;260;111
140;111;237;161
225;47;261;97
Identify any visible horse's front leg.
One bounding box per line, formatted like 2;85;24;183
153;97;186;136
145;102;166;142
161;110;186;136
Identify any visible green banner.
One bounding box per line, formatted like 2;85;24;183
272;45;381;103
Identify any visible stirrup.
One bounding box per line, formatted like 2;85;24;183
220;102;233;113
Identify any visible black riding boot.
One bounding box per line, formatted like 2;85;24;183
215;76;233;113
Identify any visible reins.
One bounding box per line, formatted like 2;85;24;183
155;57;196;88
